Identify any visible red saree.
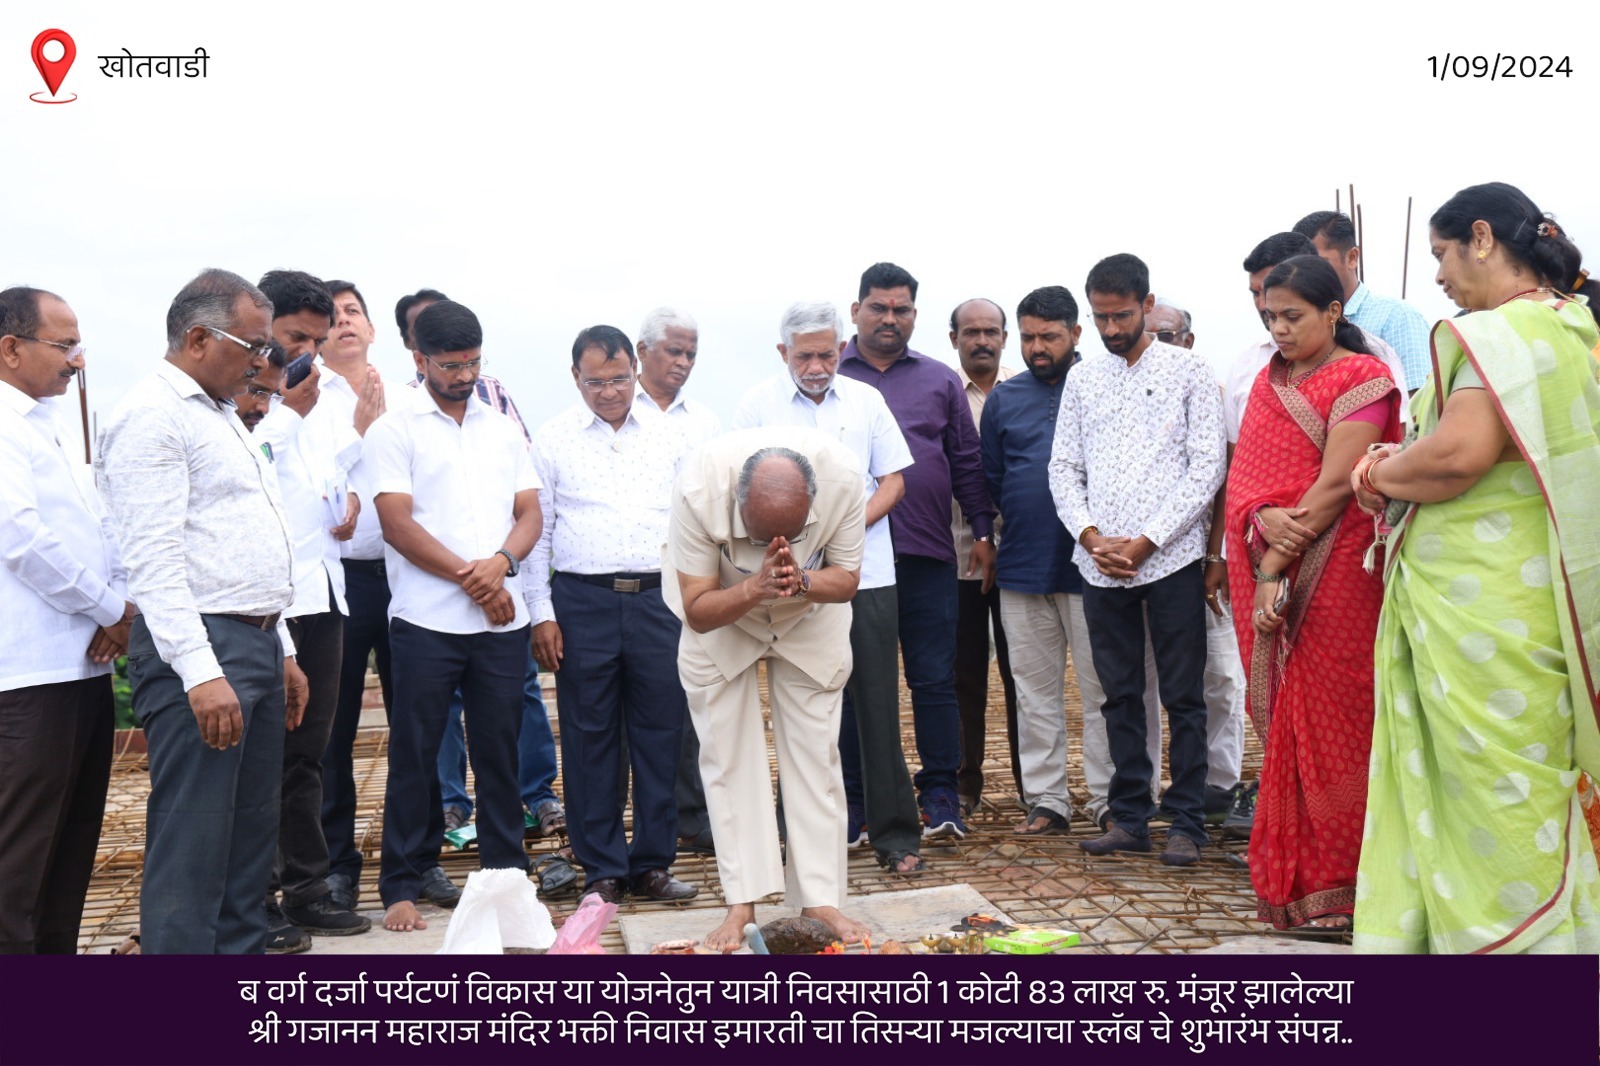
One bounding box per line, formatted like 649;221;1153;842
1225;353;1400;928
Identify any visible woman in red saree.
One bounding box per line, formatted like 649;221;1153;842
1225;255;1401;930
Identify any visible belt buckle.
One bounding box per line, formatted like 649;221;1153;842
612;577;641;593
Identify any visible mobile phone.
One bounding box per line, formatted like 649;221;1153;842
284;353;314;390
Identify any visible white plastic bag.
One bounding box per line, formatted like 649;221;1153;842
436;867;556;954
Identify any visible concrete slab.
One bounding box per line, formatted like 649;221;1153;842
617;883;1012;954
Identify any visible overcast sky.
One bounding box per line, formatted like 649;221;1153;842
5;1;1594;451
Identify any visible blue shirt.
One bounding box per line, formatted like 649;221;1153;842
980;370;1082;595
1346;282;1432;392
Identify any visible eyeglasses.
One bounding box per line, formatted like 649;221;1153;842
427;356;485;373
207;327;275;361
243;384;278;400
16;336;85;359
1150;329;1182;343
748;530;807;549
579;372;635;392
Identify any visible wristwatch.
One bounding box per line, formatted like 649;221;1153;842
496;549;519;577
795;569;811;599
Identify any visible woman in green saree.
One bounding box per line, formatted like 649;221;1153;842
1350;182;1600;953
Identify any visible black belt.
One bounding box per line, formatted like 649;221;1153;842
342;558;386;576
214;612;282;630
564;571;661;593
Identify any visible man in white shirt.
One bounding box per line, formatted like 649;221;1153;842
1049;254;1225;867
529;326;697;905
315;280;403;912
632;307;721;855
248;271;370;945
0;286;133;953
363;300;542;933
97;269;309;954
732;300;922;875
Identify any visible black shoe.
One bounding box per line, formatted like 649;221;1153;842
1204;784;1241;824
630;868;698;901
676;828;716;855
325;872;357;912
581;876;625;905
264;900;312;954
1222;781;1258;840
442;805;469;833
418;866;462;908
282;894;372;936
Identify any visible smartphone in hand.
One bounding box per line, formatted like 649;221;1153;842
284;353;314;389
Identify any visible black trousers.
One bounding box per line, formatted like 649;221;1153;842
553;575;684;882
1081;563;1210;844
275;604;343;905
380;619;526;906
954;578;1020;804
322;559;392;885
0;676;113;953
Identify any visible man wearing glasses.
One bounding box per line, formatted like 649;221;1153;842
363;300;542;933
98;269;308;953
528;326;697;905
0;287;134;953
247;271;370;950
394;290;565;867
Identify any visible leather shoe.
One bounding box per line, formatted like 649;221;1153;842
418;866;462;908
581;877;625;905
1080;824;1153;856
630;868;698;901
325;872;357;912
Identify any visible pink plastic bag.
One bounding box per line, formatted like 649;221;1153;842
546;892;616;954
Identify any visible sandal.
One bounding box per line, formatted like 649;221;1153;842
525;800;567;840
1014;805;1072;835
531;853;578;897
876;850;926;876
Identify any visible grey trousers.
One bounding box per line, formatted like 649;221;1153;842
130;615;284;954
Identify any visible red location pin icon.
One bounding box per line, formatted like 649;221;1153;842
32;29;77;98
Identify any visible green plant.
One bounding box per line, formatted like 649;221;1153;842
112;656;136;730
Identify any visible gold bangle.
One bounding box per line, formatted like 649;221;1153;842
1203;554;1225;566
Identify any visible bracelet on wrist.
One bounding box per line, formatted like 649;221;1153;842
1203;554;1225;566
1360;453;1389;496
1080;524;1101;545
1253;565;1283;583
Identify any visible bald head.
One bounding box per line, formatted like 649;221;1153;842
1146;302;1193;348
736;448;817;544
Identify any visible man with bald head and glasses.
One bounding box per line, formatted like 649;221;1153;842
0;286;134;953
528;326;697;906
97;268;308;953
667;428;870;952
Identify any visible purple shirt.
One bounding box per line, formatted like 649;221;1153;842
838;339;995;565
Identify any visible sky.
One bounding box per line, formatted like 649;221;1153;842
4;1;1595;452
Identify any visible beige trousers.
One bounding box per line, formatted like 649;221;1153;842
679;639;850;908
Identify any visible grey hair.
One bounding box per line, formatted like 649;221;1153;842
1153;297;1192;333
736;446;817;508
779;300;843;349
165;268;273;354
638;306;698;346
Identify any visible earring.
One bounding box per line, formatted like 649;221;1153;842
1477;250;1488;262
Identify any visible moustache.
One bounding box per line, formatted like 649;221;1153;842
971;347;995;360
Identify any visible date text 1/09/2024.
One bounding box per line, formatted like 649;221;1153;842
1430;54;1572;80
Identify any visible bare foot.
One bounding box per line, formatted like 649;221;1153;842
704;902;757;952
1305;914;1352;931
800;905;869;945
384;901;428;932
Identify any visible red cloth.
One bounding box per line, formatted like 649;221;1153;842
1225;354;1400;928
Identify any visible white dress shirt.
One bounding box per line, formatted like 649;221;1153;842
525;404;689;624
1223;330;1409;444
632;390;723;449
362;386;540;635
732;372;912;590
313;365;406;561
1049;342;1226;588
0;383;127;690
97;361;295;689
254;394;362;618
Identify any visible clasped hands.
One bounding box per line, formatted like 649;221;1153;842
748;537;806;600
458;554;516;625
1083;532;1157;580
1350;443;1402;516
87;600;139;664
